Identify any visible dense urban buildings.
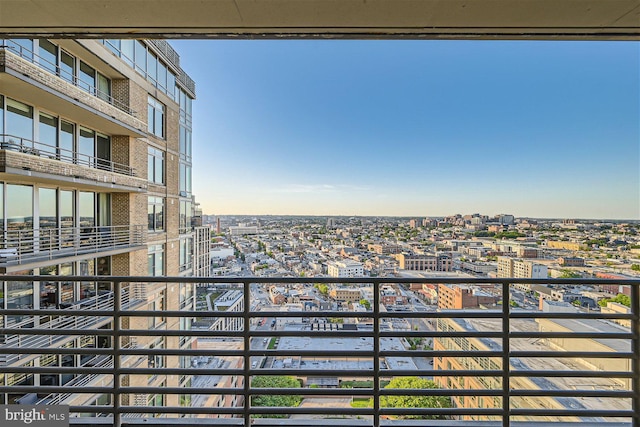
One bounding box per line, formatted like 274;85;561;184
0;38;207;410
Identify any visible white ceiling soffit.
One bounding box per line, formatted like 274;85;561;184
0;0;639;40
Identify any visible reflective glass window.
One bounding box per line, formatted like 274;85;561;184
38;39;58;74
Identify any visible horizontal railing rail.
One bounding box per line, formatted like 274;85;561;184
1;43;136;116
0;134;136;176
0;225;146;265
0;276;637;427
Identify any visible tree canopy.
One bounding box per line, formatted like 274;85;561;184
251;376;302;417
380;377;451;419
598;293;631;308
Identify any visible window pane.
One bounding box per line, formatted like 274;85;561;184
79;61;96;94
158;61;167;92
39;188;57;229
60;50;75;84
147;51;157;83
135;41;147;74
79;192;95;228
121;40;134;66
7;184;33;231
97;73;110;102
60;190;74;228
38;112;57;149
6;98;34;143
59;121;75;162
38;39;58;74
78;127;95;167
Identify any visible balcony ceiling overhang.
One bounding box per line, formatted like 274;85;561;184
0;0;639;40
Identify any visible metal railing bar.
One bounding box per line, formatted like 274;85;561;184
373;281;381;427
113;279;123;427
510;351;635;359
502;280;511;427
631;282;640;427
0;134;136;176
508;389;634;398
508;409;636;417
509;370;634;378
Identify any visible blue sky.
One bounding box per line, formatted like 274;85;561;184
171;40;639;219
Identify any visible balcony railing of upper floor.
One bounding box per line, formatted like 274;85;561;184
0;134;136;176
0;225;146;267
1;42;136;116
2;285;146;365
0;276;638;427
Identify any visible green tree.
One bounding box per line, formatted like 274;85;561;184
251;376;302;418
314;283;328;296
598;293;631;308
359;299;371;310
380;377;451;419
631;264;640;272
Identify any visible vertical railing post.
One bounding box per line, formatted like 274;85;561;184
113;279;122;427
243;280;251;427
373;280;380;427
501;280;510;427
631;283;639;427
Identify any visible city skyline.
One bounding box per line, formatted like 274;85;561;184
173;40;639;219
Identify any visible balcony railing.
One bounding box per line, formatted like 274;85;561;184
1;134;136;176
0;276;638;427
1;43;136;116
0;225;146;266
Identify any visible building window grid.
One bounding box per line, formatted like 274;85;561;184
147;146;165;184
147;96;165;139
147;196;164;232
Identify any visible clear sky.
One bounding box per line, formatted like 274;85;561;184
171;40;639;219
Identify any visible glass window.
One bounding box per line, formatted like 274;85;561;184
6;184;33;232
6;98;34;144
121;39;134;66
134;41;147;74
148;244;164;276
147;51;157;84
147;147;164;184
38;39;58;74
60;190;74;228
179;238;192;272
97;73;111;102
59;121;75;162
148;196;164;232
157;61;167;91
104;39;120;55
60;50;75;84
79;191;95;229
0;95;4;136
79;61;96;94
39;188;57;230
96;133;111;171
167;72;176;99
38;112;57;151
147;96;165;138
78;127;95;167
179;200;192;233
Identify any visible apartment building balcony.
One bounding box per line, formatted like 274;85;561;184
0;134;147;192
0;46;146;137
0;225;146;272
0;276;637;427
